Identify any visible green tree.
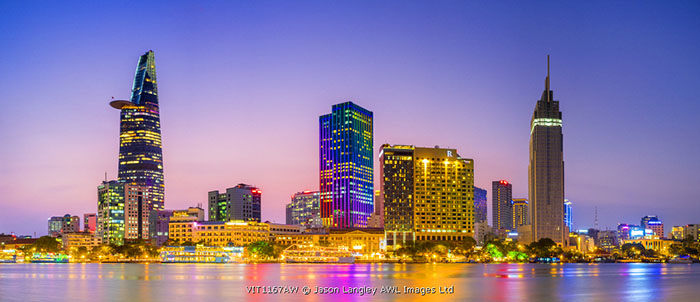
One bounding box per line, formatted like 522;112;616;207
31;236;62;253
247;241;275;260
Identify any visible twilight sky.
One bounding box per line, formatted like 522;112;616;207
1;1;699;236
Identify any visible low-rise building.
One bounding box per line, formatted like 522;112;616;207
168;220;269;246
62;232;102;250
621;238;676;255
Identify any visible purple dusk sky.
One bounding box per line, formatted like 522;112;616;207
1;1;699;236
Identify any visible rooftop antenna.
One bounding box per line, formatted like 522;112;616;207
104;172;107;182
594;206;599;230
545;55;551;102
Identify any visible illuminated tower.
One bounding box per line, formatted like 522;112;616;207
529;55;565;245
492;180;513;231
319;102;374;228
208;184;262;222
512;198;530;227
381;144;474;246
564;199;573;231
110;50;164;212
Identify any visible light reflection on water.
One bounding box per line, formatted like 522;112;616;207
0;263;698;301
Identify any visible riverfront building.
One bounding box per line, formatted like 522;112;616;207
319;102;374;228
380;144;474;247
492;180;513;231
285;191;322;228
48;215;80;237
208;184;262;222
97;180;150;245
529;56;566;245
110;50;165;212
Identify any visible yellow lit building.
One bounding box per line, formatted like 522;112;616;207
168;220;269;246
380;144;474;247
621;239;676;255
61;232;102;250
273;228;385;259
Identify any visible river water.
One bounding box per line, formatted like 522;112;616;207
0;263;698;301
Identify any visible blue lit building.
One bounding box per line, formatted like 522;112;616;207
110;50;164;212
319;102;374;228
564;199;573;231
473;187;487;224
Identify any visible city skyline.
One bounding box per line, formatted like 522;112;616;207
1;1;700;236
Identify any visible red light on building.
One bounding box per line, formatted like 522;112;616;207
499;180;509;185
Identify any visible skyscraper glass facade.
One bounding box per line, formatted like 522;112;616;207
112;50;164;211
286;191;321;227
529;56;565;245
492;180;513;231
319;102;374;228
473;187;487;224
564;199;573;232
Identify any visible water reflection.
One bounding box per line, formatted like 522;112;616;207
0;263;699;301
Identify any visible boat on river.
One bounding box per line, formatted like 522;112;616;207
282;244;355;263
160;246;244;263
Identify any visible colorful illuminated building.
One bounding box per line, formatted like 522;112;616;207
285;191;321;227
48;214;80;237
641;215;664;238
319;101;374;228
208;184;262;222
564;199;573;232
83;213;96;233
97;180;149;245
492;180;513;231
380;144;474;246
474;187;487;224
512;198;530;227
529;56;566;245
108;50;164;243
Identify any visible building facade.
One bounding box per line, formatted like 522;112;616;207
529;56;566;245
168;220;270;246
492;180;513;231
380;144;474;246
83;213;97;233
110;50;165;212
473;187;487;224
319;101;374;228
208;184;262;222
48;214;80;237
512;198;530;227
641;215;664;238
285;191;322;227
564;199;573;232
97;180;149;245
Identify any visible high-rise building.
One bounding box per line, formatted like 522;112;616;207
83;213;97;233
381;144;474;246
492;180;513;231
319;101;374;228
48;215;80;237
474;187;487;224
529;56;566;245
109;50;164;212
367;190;384;228
150;209;173;246
512;198;530;227
564;199;573;232
641;215;664;238
617;223;631;241
285;191;322;228
97;180;149;245
208;184;262;222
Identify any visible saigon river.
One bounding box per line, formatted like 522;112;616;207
0;263;698;301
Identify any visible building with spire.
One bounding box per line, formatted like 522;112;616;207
100;50;164;244
529;55;566;245
110;50;164;212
